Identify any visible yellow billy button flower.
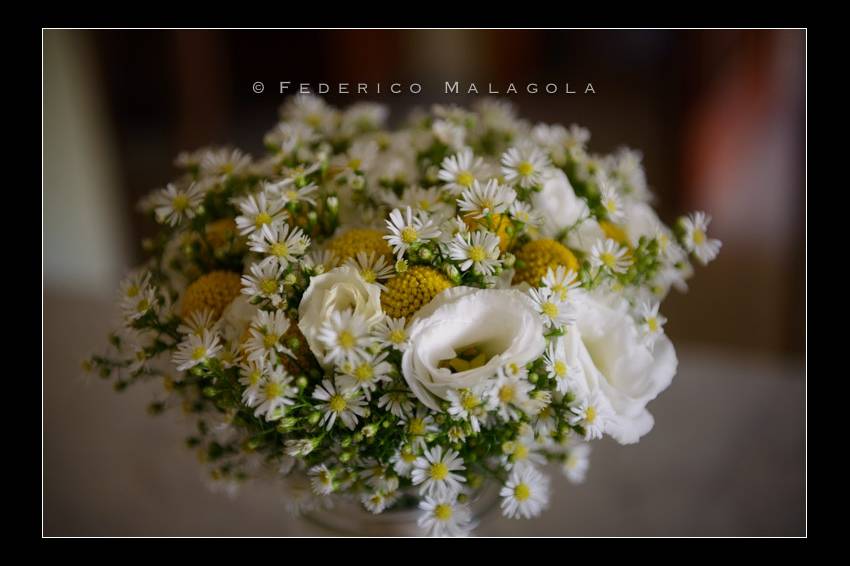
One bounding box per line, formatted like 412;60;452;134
326;228;393;263
463;212;512;252
381;266;454;319
512;239;580;287
181;270;242;319
599;220;631;249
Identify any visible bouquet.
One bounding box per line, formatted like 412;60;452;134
85;94;721;536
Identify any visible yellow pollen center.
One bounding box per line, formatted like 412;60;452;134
541;301;559;318
354;364;374;382
647;317;658;333
462;394;478;411
457;171;474;187
263;333;279;349
265;381;283;399
249;370;262;386
514;483;531;501
693;229;706;246
585;406;597;423
499;385;515;403
402;452;417;463
172;194;189;212
191;346;206;360
338;331;356;349
517;161;534;176
255;212;272;228
126;285;139;298
600;252;616;268
389;329;406;344
401;226;419;244
409;418;426;435
468;246;487;262
514;443;529;460
271;242;289;258
136;299;149;313
430;462;449;481
434;504;453;521
329;394;347;413
361;269;376;283
605;199;617;213
260;279;278;294
554;360;567;377
348;158;362;170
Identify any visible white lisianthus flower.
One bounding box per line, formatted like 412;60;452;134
401;287;546;411
298;265;384;367
531;168;589;236
561;291;678;444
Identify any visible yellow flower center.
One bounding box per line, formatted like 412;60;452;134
260;278;278;294
126;285;139;298
600;252;617;268
348;158;362;171
249;370;262;386
514;483;531;501
514;443;529;461
271;242;289;258
263;333;279;349
401;226;419;244
429;462;449;481
457;171;474;187
191;346;206;360
585;406;597;423
513;239;579;287
517;161;534;176
468;246;487;262
499;384;515;403
136;299;150;313
326;228;393;263
329;394;347;413
255;212;272;228
172;194;189;212
434;503;453;521
692;228;706;246
389;329;406;344
354;363;374;382
541;301;559;318
360;269;376;283
409;418;426;435
381;266;453;319
462;393;479;411
554;360;567;378
306;113;322;127
647;317;658;333
338;331;356;349
181;271;242;319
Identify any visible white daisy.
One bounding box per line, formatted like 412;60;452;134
508;200;542;227
446;386;488;433
589;238;632;274
384;206;441;259
411;445;466;498
681;211;722;265
337;351;392;400
172;329;222;371
372;316;409;351
541;266;582;302
309;464;336;495
378;390;415;419
389;186;452;219
400;406;438;449
438;216;471;244
437;148;487;194
234;191;287;236
238;358;268;407
340;102;388;134
244;309;293;362
264;122;318;155
249;222;310;270
362;490;399;514
457;179;515;219
418;495;474;537
599;181;625;222
316;310;372;366
177;308;219;337
562;444;591;484
487;370;534;421
501;145;550;188
118;270;152;307
344;251;395;288
527;287;576;329
274;181;319;208
500;465;550;519
333;140;379;175
448;230;501;276
312;378;368;430
432;119;466;150
502;424;547;470
390;445;419;477
301;249;339;275
122;283;158;322
543;339;581;395
281;93;337;132
241;262;286;307
637;300;667;347
254;366;297;421
200;148;251;178
152;182;205;226
569;390;614;440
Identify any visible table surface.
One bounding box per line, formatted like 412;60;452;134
43;290;806;536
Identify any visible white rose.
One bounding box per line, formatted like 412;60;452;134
402;287;546;410
532;168;589;236
564;292;677;444
298;265;383;367
220;295;258;344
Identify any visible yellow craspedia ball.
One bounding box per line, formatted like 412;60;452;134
381;266;454;319
181;270;242;319
326;228;392;262
599;221;631;248
512;239;580;287
463;213;512;252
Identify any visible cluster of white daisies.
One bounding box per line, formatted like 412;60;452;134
87;94;719;537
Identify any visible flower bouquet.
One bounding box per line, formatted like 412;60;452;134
85;95;720;536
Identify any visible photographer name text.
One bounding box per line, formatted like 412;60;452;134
251;81;597;96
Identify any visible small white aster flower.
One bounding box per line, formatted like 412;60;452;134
599;181;625;222
508;200;542;227
448;230;501;276
152;182;205;226
446;386;488;433
274;181;319;208
569;390;614;440
118;270;151;306
249;222;310;270
387;185;452;220
244;309;293;362
527;287;576;329
337;351;392;400
316;310;372;366
378;390;415;419
457;179;515;219
541;266;582;302
400;406;438;449
384;206;441;259
312;378;367;430
253;366;297;421
637;300;667;347
411;445;466;498
500;465;550;519
173;329;222;371
123;285;159;322
562;444;591;484
418;495;474;537
282;93;337;132
501;145;550;188
502;425;547;470
438;215;471;244
285;438;317;458
344;251;395;288
390;446;419;477
438;148;487;194
681;211;722;265
241;262;286;306
238;358;269;407
301;249;339;275
264;122;318;154
432;119;466;150
372;316;409;351
234;191;287;236
309;464;336;495
177;308;219;337
200;148;251;178
487;370;534;421
543;339;581;395
589;238;632;274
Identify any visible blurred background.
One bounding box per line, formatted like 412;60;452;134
43;29;806;536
